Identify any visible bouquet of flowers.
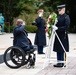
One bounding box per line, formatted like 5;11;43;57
46;12;58;39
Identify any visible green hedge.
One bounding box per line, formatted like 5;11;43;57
25;25;37;33
4;24;37;33
4;24;15;33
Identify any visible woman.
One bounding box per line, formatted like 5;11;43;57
34;9;46;54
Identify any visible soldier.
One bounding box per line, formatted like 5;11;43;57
52;4;70;67
33;9;46;54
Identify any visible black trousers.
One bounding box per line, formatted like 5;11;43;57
57;52;64;61
37;46;43;54
22;45;34;52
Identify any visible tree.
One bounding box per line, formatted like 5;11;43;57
0;0;76;32
0;0;37;25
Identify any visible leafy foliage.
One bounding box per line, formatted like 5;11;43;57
0;0;76;32
25;25;37;33
47;12;58;38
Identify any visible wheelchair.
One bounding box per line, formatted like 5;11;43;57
4;38;36;69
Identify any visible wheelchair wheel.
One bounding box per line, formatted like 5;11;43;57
4;46;25;69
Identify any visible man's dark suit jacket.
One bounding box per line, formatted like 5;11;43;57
13;25;29;48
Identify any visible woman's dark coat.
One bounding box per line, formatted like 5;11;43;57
34;17;46;46
53;13;70;52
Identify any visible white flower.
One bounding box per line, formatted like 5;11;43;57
46;21;50;27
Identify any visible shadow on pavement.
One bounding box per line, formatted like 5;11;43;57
0;54;4;64
0;53;10;64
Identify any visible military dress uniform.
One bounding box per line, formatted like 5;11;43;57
34;17;46;54
53;4;70;67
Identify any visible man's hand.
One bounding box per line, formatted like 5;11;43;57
22;21;26;25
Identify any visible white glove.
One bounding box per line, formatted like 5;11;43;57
39;12;43;17
52;25;58;31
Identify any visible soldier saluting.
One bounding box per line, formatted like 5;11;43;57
52;4;70;67
32;9;46;54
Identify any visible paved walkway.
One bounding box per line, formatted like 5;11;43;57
0;33;76;75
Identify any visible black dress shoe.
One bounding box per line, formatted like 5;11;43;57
53;63;64;67
38;52;45;54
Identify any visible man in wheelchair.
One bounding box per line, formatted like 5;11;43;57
13;19;34;52
4;19;36;69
